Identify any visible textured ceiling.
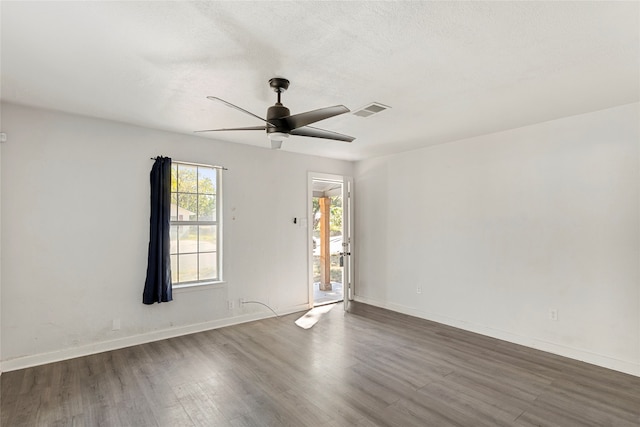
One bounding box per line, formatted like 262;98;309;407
1;1;638;161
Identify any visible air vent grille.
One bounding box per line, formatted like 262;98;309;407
353;102;390;118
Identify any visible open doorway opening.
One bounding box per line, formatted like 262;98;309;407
312;179;343;306
309;173;352;308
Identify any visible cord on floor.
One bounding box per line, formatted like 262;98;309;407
241;300;280;318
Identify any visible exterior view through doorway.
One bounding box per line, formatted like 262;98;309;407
308;173;353;309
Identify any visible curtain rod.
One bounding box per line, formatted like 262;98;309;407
150;157;228;170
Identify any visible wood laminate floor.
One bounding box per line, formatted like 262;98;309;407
1;302;639;426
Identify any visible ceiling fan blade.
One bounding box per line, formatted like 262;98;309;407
194;126;267;133
207;96;274;127
290;126;355;142
282;105;350;130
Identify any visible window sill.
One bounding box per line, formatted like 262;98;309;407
173;281;226;292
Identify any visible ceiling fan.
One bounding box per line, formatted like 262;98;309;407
196;78;355;149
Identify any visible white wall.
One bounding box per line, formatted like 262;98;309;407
0;103;352;370
355;103;640;376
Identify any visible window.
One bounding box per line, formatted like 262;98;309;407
170;162;221;286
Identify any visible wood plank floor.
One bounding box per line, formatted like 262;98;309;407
2;302;639;426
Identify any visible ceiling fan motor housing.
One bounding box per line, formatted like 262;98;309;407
266;104;291;134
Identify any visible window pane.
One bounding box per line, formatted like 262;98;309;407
178;254;198;282
198;195;215;221
170;162;221;285
178;225;198;254
170;225;178;254
177;194;197;221
177;164;197;193
198;167;216;195
199;252;217;280
171;163;178;192
170;193;178;221
199;225;216;252
170;255;178;283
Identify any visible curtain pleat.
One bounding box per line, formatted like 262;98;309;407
143;156;173;304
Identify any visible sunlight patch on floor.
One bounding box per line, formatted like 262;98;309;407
295;304;335;329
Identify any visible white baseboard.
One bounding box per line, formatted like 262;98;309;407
1;303;309;372
354;295;640;378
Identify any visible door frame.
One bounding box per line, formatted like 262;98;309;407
307;172;354;309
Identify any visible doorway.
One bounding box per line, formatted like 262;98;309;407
308;173;353;308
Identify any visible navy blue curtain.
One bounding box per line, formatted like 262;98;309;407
143;156;173;304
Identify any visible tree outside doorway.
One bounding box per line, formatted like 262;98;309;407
312;195;343;290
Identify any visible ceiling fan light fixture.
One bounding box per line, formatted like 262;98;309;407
270;140;283;150
268;131;289;149
268;131;289;141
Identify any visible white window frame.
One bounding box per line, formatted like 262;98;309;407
170;160;223;288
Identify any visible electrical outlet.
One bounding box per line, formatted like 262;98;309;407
112;318;121;331
416;285;422;294
228;300;234;310
239;298;245;306
548;308;558;321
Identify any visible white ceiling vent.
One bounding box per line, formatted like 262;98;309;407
353;102;390;118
